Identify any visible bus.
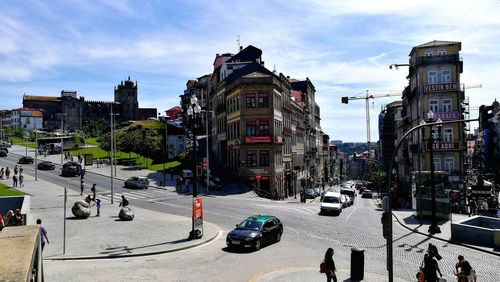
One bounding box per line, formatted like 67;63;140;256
37;135;85;154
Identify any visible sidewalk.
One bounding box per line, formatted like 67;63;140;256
0;169;221;260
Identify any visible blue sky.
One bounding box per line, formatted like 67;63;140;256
1;0;499;142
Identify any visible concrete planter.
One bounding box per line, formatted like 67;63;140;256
451;216;500;247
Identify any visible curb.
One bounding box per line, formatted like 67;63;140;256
44;230;223;261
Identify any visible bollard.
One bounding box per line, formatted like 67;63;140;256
350;247;365;281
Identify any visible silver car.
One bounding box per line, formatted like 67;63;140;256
124;176;149;189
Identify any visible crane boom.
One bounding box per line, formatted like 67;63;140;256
341;90;401;151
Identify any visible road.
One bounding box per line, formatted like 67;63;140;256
1;154;498;281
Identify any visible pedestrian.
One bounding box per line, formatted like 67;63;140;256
185;179;191;193
119;195;129;207
5;210;15;226
0;167;4;179
36;219;49;251
14;165;18;175
468;197;477;216
91;184;96;201
19;172;24;187
13;209;23;226
5;167;10;179
422;253;442;282
12;173;18;187
96;198;101;217
323;247;337;282
455;255;477;282
0;213;4;231
480;199;489;216
19;165;23;174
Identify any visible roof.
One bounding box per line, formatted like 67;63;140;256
23;95;60;102
224;61;275;85
166;106;181;112
246;215;275;222
415;40;460;48
228;45;262;63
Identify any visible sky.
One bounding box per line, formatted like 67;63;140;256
1;0;499;142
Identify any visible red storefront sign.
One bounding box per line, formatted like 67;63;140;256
423;83;459;94
426;142;460;151
244;136;271;143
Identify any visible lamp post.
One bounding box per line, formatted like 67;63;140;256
425;110;442;234
60;113;66;164
202;110;212;195
159;113;168;186
186;94;202;239
35;128;38;181
109;104;118;204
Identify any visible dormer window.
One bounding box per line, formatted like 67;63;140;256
437;48;447;55
425;50;433;56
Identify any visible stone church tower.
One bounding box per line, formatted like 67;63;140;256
114;76;138;121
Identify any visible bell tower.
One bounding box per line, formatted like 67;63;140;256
114;76;138;121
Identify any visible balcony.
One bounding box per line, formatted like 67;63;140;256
416;54;460;66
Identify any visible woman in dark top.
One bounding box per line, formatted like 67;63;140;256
324;247;337;282
423;253;442;282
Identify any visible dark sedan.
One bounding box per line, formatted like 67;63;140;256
0;150;7;157
226;215;283;251
61;161;82;177
18;156;34;164
38;161;56;170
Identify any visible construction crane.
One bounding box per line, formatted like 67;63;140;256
341;90;402;151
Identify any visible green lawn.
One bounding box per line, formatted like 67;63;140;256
0;182;25;196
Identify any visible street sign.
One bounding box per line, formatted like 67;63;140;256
202;161;207;168
255;173;262;181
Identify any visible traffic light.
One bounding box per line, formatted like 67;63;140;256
341;97;349;104
381;212;390;239
478;105;494;131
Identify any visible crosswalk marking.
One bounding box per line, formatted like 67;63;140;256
254;203;320;215
96;189;171;202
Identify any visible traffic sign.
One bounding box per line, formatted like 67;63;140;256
255;173;262;181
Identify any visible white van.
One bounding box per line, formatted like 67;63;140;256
320;192;342;215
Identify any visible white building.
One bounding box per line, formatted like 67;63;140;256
11;108;43;131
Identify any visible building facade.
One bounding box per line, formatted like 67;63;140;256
182;45;327;199
396;40;465;207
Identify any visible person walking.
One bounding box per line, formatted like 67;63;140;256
95;198;101;217
91;184;96;201
468;197;477;216
14;165;18;175
422;253;442;282
36;219;49;251
5;167;10;179
0;167;4;179
119;195;129;207
12;173;18;187
19;172;24;187
323;247;337;282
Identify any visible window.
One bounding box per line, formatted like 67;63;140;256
441;70;451;83
259;150;270;166
246;121;256;136
425;50;433;56
246;93;256;108
443;128;453;142
427;71;437;84
247;151;257;167
437;48;447;55
429;100;439;113
258;93;269;108
431;127;439;140
442;99;452;112
433;158;441;171
259;120;269;136
444;158;454;173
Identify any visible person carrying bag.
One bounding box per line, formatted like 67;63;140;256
320;247;337;282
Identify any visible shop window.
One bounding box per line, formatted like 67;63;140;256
259;150;269;166
247;151;257;167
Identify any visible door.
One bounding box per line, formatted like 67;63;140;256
262;220;277;243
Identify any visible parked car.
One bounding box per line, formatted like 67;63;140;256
18;156;34;164
181;169;193;180
37;161;55;170
341;188;356;205
320;188;335;201
320;192;342;215
226;215;283;251
304;188;316;199
361;189;373;198
0;150;7;157
61;161;82;177
340;194;349;208
124;176;149;189
313;187;321;197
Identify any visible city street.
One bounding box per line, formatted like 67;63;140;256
1;150;499;281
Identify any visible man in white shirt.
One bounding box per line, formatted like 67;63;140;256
481;200;489;215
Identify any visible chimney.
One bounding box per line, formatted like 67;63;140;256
240;46;243;51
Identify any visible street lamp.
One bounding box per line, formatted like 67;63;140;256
425;110;442;234
158;113;168;186
186;94;202;239
60;113;67;164
109;103;120;204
